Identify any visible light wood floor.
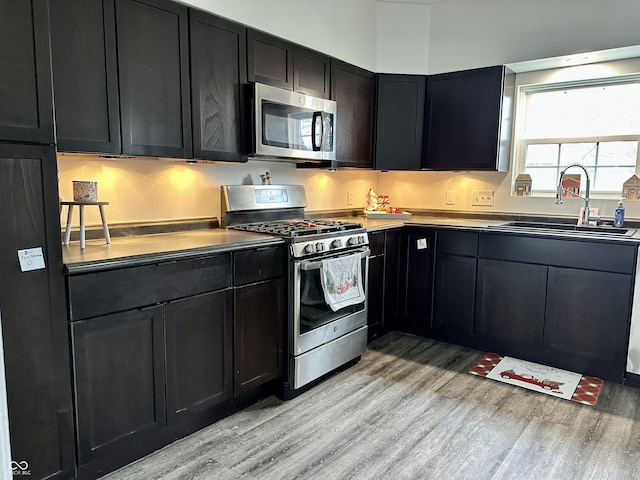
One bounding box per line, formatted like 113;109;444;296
103;332;640;479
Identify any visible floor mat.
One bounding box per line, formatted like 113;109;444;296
469;352;603;406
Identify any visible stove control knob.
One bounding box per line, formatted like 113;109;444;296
304;244;316;254
315;242;325;252
347;237;358;246
359;235;366;244
331;239;343;249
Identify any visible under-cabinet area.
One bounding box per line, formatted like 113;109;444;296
65;245;285;479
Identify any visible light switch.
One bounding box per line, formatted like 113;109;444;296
446;190;455;205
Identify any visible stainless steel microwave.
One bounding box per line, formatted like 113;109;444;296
251;83;336;162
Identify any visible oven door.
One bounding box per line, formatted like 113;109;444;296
292;247;369;356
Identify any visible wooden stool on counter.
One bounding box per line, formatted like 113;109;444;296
61;201;111;249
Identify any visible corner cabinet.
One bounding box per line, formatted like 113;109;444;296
331;59;375;168
374;74;426;171
0;0;54;144
422;66;514;171
190;10;247;162
116;0;192;158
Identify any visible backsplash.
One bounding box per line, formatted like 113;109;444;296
57;154;378;227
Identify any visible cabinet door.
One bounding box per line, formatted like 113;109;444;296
165;290;233;424
50;0;121;154
475;258;546;357
331;60;375;168
0;144;75;479
401;230;435;336
383;229;402;333
375;74;425;171
367;254;385;342
293;46;330;99
116;0;192;158
423;66;508;171
190;10;247;162
433;253;476;344
247;29;293;90
0;0;54;144
72;306;165;465
234;278;285;395
544;267;632;382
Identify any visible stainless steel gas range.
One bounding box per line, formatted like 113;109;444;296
222;185;369;397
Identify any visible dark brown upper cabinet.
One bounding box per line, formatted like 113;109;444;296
50;0;121;154
293;46;331;99
422;65;514;171
247;29;293;90
331;59;375;168
0;0;54;144
374;74;426;171
116;0;192;158
190;10;247;162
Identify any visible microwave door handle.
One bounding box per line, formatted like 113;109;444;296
311;111;322;151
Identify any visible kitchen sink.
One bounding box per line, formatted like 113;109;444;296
490;221;636;237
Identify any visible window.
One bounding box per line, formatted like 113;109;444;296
515;76;640;196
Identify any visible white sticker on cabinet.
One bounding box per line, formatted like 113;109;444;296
17;248;46;272
416;238;427;250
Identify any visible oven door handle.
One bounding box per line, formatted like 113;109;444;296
299;249;370;271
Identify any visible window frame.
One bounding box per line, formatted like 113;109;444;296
511;59;640;199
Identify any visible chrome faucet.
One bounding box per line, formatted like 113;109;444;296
555;163;593;226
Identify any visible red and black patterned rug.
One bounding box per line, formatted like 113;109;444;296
469;352;603;406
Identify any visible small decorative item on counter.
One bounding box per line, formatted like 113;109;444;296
72;180;98;203
363;191;411;219
614;201;625;228
514;173;532;197
365;188;378;211
259;171;272;185
622;175;640;200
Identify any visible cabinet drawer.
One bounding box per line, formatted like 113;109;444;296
479;233;636;274
436;230;478;257
234;246;285;285
68;254;232;320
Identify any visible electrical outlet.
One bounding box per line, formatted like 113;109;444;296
446;190;455;205
347;190;354;205
472;190;494;206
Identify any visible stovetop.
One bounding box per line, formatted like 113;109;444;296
229;219;364;238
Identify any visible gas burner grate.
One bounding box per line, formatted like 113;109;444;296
229;219;363;238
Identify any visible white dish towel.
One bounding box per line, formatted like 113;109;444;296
320;253;365;312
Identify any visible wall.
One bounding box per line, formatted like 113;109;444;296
57;155;378;226
376;1;431;74
428;0;640;74
175;0;378;71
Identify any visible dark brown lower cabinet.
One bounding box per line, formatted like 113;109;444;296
72;306;165;465
367;254;385;341
165;290;233;424
474;258;547;358
234;278;285;395
544;267;632;382
433;253;476;344
401;229;436;336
